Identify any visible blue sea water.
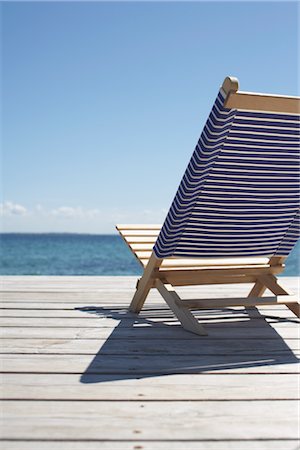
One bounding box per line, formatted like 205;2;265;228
0;233;299;276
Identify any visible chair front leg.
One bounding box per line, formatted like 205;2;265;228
129;253;162;313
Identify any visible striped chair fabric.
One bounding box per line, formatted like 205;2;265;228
154;89;300;258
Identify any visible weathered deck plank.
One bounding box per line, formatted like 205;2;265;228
0;276;299;449
2;442;299;450
1;337;298;354
1;325;298;339
1;373;299;400
2;354;298;374
1;400;298;440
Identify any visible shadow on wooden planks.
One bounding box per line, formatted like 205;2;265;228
76;305;300;384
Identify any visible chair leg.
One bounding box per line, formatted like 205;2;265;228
258;274;299;318
284;302;300;317
245;279;267;318
155;280;208;336
248;280;267;298
129;253;162;313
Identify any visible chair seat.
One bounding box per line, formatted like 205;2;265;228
116;224;270;270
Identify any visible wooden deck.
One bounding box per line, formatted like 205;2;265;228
0;276;299;449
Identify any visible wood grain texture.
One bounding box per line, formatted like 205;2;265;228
1;400;299;440
0;276;299;448
1;373;299;400
224;91;300;114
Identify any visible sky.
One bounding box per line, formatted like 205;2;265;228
1;1;299;233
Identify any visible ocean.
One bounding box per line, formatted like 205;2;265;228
0;233;299;276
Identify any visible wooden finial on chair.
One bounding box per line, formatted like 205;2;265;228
222;76;239;95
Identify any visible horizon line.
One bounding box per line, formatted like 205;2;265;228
0;231;119;235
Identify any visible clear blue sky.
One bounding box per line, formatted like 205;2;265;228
2;1;299;233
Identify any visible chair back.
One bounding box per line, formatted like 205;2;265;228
154;78;300;258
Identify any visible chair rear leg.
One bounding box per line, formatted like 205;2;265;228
257;274;299;318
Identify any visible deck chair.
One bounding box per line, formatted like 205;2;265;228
117;76;300;335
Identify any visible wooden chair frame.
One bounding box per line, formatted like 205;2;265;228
116;77;300;336
117;225;299;336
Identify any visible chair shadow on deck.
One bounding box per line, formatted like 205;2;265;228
77;305;299;384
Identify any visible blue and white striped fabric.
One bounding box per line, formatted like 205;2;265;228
154;89;300;258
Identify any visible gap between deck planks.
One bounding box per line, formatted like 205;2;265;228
0;276;299;449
